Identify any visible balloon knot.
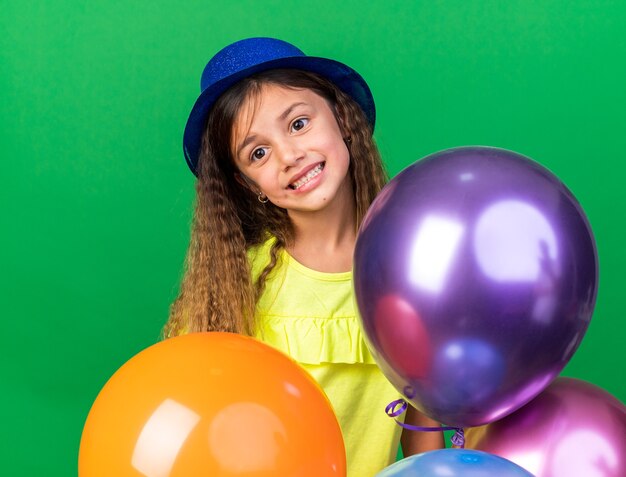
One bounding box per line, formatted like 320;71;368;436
451;428;465;448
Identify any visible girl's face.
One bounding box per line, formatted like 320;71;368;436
231;84;352;217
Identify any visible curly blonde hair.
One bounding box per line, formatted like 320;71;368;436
163;69;387;338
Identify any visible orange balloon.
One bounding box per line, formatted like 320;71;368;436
79;333;346;477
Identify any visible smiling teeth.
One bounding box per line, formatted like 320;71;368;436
291;163;324;189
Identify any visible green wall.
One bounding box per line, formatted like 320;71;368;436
2;1;624;474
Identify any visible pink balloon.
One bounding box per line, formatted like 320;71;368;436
465;377;626;477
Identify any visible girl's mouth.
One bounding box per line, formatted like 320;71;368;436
289;162;325;190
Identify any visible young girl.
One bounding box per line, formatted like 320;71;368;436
164;37;443;476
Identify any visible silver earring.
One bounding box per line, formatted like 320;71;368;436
257;191;269;203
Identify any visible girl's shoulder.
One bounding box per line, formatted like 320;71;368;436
247;234;275;255
246;235;277;279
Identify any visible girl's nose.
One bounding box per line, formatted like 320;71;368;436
276;139;304;170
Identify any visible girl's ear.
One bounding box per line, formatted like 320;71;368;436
333;102;348;138
235;172;258;192
235;172;268;203
234;172;248;189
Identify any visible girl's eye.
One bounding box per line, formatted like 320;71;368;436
291;118;309;132
251;147;267;162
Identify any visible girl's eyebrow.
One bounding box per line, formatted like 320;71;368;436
237;134;257;157
278;102;306;121
237;102;308;156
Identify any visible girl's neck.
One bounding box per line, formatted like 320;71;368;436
286;179;357;273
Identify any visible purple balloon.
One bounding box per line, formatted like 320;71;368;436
354;147;598;427
465;377;626;477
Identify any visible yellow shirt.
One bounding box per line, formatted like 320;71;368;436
249;238;403;477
